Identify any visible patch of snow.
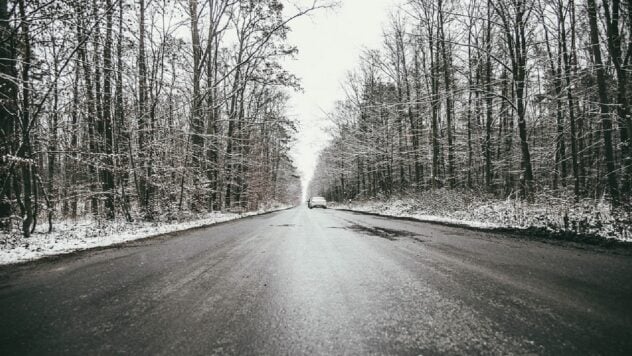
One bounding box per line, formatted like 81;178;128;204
0;205;291;266
333;190;632;243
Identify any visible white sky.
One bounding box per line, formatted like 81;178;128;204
284;0;398;199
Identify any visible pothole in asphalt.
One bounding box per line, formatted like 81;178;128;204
409;236;428;243
346;224;419;241
271;224;295;227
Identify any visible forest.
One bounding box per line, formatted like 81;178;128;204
310;0;632;229
0;0;325;237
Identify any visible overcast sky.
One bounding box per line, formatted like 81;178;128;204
284;0;398;198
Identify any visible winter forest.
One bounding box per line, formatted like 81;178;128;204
309;0;632;237
0;0;326;237
1;0;632;242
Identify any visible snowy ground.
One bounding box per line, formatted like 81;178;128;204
0;205;291;266
333;189;632;243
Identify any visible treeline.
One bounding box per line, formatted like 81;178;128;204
310;0;632;207
0;0;319;236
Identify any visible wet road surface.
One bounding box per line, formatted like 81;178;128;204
1;206;631;355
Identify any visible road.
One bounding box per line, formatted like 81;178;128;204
1;207;631;355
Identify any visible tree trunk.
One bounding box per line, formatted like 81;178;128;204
586;0;619;205
559;0;580;197
438;0;455;188
137;0;149;214
484;4;493;192
101;0;115;219
18;0;34;237
0;0;17;229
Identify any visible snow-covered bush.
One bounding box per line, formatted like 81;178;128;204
341;190;631;242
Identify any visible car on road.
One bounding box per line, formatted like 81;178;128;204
308;196;327;209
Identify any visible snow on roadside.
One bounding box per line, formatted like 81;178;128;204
332;190;632;243
0;205;291;266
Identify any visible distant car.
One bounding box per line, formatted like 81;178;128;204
308;196;327;209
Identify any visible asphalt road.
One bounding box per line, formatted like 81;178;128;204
1;207;632;355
